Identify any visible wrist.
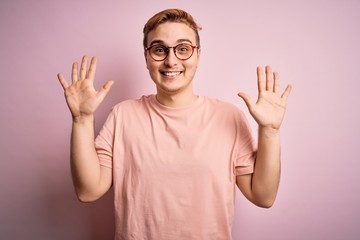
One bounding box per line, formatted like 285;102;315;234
72;114;94;124
258;126;280;136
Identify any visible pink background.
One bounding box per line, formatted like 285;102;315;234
1;0;359;239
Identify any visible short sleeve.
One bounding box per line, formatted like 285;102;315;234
95;108;117;169
234;111;257;176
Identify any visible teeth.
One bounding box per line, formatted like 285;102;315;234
163;71;181;76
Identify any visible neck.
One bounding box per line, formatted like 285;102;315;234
155;90;198;108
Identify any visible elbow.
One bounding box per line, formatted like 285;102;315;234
75;190;101;203
77;195;97;203
251;194;277;208
254;199;275;208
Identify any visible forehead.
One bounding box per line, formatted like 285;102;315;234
146;22;197;46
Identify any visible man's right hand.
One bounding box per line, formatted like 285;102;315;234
57;56;114;121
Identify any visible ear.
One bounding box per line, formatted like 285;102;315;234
196;48;201;68
144;50;149;70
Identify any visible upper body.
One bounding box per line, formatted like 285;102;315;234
57;8;292;239
95;95;256;239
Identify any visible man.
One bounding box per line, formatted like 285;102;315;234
57;8;291;240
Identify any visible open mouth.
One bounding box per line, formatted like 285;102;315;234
160;71;183;77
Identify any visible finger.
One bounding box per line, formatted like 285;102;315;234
257;66;265;93
87;56;97;80
80;55;88;80
273;72;280;94
281;84;292;102
72;62;78;83
57;73;69;89
238;92;254;111
97;80;114;100
266;65;274;91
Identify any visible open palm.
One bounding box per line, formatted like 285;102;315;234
238;66;291;130
57;56;114;119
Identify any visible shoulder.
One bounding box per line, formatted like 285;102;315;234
102;95;154;128
112;95;153;112
101;95;153;124
203;96;244;114
201;96;251;127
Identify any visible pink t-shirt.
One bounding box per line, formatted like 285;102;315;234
95;95;257;240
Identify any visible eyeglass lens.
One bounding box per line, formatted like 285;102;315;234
148;44;195;61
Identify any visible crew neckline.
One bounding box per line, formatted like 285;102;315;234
150;94;204;113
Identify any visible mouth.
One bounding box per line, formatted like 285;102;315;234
160;71;183;77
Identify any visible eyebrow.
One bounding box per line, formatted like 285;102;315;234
149;39;193;47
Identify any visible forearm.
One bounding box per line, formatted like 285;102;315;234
251;126;281;206
70;115;103;201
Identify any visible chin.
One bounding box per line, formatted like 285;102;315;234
159;85;183;94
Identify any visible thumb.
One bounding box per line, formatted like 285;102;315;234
237;92;254;110
97;80;114;99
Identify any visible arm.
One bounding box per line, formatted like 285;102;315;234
237;66;291;208
57;56;114;202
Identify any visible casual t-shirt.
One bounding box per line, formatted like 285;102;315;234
95;95;257;240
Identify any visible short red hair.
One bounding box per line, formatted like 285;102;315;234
143;9;202;48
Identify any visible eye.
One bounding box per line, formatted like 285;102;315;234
152;45;167;54
177;44;190;52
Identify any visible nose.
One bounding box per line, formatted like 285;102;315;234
164;48;178;67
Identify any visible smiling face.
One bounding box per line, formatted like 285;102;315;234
145;22;200;98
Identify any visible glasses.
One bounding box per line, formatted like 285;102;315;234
145;43;199;61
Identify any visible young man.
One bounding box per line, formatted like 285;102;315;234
57;8;291;240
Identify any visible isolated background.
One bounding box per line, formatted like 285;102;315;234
1;0;359;239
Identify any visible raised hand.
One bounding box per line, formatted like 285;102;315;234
57;56;114;120
238;66;292;130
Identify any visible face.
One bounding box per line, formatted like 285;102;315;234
145;22;200;96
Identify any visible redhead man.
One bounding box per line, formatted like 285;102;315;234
58;8;291;240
